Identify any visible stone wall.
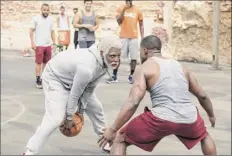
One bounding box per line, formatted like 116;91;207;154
169;1;231;65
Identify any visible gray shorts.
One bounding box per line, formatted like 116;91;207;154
120;38;139;60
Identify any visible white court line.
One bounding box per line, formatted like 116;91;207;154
1;91;44;125
1;96;26;125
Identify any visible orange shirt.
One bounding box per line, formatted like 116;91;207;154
116;5;143;39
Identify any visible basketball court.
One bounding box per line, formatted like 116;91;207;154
1;49;231;155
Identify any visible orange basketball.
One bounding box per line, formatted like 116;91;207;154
59;112;84;137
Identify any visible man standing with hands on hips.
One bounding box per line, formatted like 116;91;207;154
106;0;144;84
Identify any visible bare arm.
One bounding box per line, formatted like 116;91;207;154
51;19;56;44
30;28;35;45
184;67;215;117
110;67;147;131
116;7;127;25
67;16;70;28
51;30;55;44
139;20;144;38
57;17;60;28
138;10;144;38
91;15;99;31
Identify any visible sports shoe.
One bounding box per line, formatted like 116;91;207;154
106;75;118;84
36;79;43;89
23;149;34;155
128;75;133;84
101;142;111;154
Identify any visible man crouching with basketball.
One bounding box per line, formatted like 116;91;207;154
99;35;217;155
24;35;122;155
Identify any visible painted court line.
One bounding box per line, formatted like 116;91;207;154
1;96;27;125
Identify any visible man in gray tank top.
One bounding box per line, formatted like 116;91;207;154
99;35;217;155
73;0;98;48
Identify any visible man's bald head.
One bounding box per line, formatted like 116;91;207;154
140;35;162;51
140;35;162;63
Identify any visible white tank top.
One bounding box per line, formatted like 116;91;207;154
58;14;69;30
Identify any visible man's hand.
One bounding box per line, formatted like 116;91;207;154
83;24;93;29
60;119;75;136
98;128;117;149
209;116;216;127
31;42;36;51
88;26;95;32
52;43;56;51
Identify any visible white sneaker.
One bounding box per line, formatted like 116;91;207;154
24;149;34;155
101;142;111;153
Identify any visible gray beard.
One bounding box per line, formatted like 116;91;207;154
103;55;114;76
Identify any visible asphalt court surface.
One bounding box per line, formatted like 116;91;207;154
1;49;231;155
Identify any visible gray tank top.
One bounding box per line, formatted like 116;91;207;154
149;57;197;124
78;10;96;41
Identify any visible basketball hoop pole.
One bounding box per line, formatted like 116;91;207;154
211;1;220;70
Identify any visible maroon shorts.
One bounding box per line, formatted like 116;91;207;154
35;46;52;64
120;107;208;152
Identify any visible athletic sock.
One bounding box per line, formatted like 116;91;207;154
113;69;118;77
36;76;40;83
130;69;135;76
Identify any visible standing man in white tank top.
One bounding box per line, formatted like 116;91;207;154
57;6;70;30
57;6;70;49
73;0;99;49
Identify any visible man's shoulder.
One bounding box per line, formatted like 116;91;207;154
47;16;55;21
32;15;40;21
141;59;158;74
117;4;125;11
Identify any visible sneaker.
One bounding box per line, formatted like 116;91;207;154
101;142;111;154
128;75;133;84
106;75;118;84
36;79;43;89
23;149;34;155
23;53;31;57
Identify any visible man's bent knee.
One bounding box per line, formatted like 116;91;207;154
114;131;130;146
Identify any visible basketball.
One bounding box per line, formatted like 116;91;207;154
59;112;84;137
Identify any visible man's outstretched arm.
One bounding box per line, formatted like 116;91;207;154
110;67;147;131
98;67;147;148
